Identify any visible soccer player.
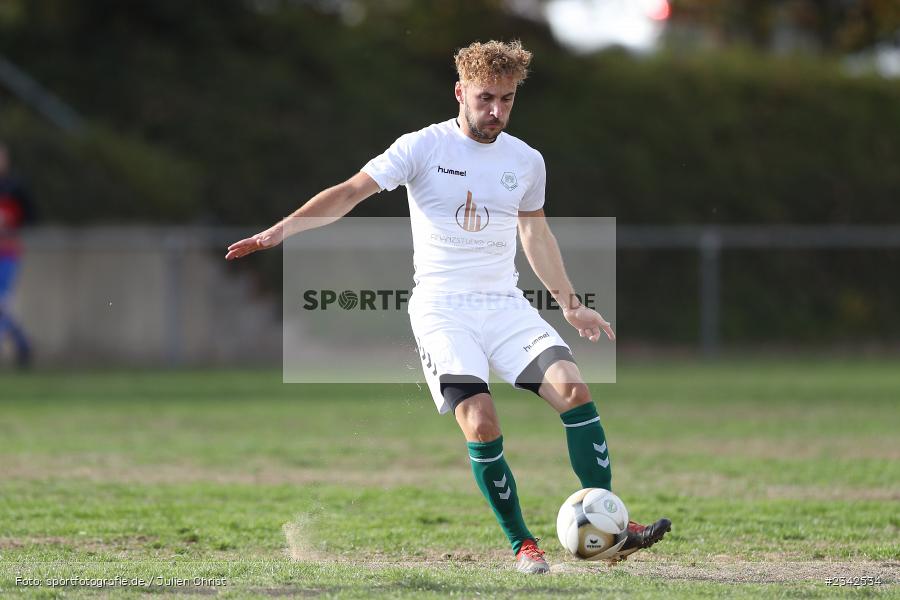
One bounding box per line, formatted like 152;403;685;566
227;40;670;573
0;142;34;368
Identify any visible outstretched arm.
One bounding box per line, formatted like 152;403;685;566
518;209;615;343
225;171;381;260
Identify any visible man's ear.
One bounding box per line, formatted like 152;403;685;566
454;81;464;105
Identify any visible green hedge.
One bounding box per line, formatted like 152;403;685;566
0;107;201;222
1;2;898;345
2;4;898;225
528;51;900;224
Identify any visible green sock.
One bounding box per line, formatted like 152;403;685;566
560;402;612;490
467;436;533;554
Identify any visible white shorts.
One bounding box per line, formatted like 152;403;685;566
409;293;571;414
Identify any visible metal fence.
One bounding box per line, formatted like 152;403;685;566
618;226;900;355
7;227;281;367
4;225;899;367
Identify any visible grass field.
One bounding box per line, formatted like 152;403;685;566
1;360;898;598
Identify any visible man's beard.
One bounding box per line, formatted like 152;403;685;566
464;103;503;141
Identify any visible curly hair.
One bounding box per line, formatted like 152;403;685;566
454;40;532;86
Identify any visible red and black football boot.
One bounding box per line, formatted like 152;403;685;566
607;518;672;564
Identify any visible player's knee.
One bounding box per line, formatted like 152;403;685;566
454;395;502;442
467;417;502;442
560;382;592;411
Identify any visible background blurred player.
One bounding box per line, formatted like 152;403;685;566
0;142;35;368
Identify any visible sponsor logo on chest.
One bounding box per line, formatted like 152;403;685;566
455;191;489;232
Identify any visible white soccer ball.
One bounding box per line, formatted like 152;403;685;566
556;488;629;560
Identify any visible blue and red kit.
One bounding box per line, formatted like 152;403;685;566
0;177;34;298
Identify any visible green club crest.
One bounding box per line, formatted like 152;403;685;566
603;498;617;513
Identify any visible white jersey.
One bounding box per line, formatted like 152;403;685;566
362;119;545;304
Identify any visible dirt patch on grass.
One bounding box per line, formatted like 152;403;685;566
283;517;510;566
0;534;158;556
280;539;900;586
3;454;896;501
761;484;900;501
668;471;899;501
0;536;71;549
611;469;900;502
599;554;900;584
282;520;900;586
615;435;900;461
0;456;472;489
331;555;900;585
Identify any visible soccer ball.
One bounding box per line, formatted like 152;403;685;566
556;488;629;560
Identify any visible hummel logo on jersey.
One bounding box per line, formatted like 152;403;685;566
455;191;490;232
437;165;466;177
